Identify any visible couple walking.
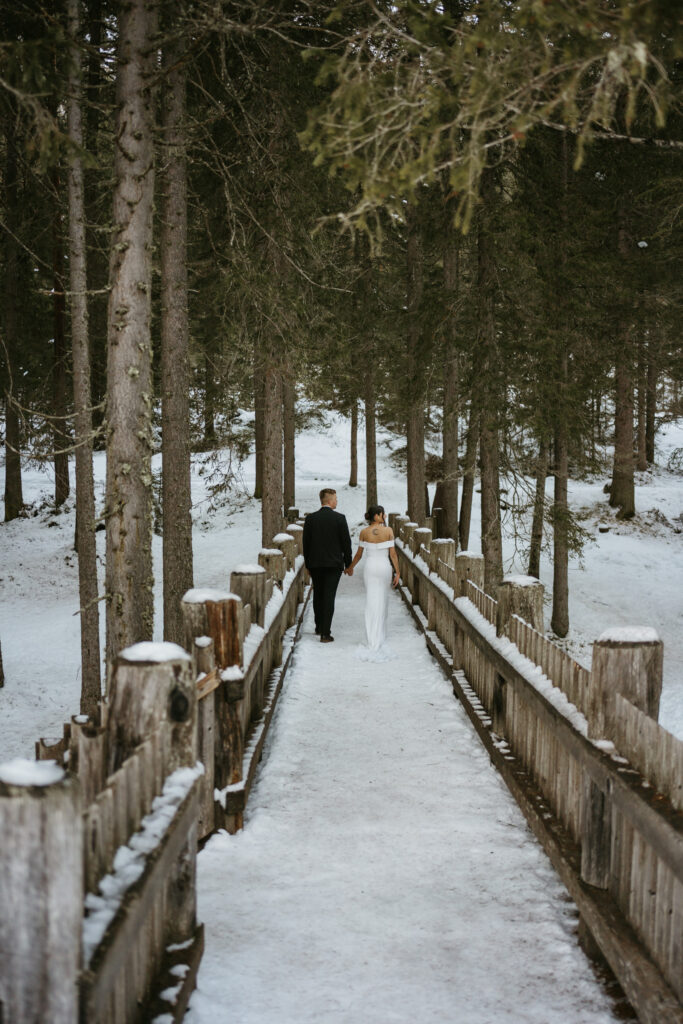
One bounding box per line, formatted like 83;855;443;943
302;488;400;660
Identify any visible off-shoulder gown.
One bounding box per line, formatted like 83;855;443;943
357;539;394;661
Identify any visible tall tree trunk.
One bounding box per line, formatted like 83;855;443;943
609;354;635;518
283;374;295;511
406;208;426;524
104;0;158;662
636;339;647;471
609;209;636;518
2;107;23;521
458;399;478;551
160;19;193;646
0;634;4;688
365;371;377;508
67;0;101;713
551;426;569;636
477;176;503;590
262;340;283;545
204;353;216;447
349;400;359;487
528;439;549;579
253;346;264;498
441;226;459;542
645;353;656;464
52;166;70;507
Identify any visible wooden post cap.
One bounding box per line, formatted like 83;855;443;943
259;548;286;585
413;527;432;557
401;522;418;547
453;550;484;594
182;590;243;672
230;565;267;628
285;523;304;557
271;533;297;570
496;575;544;637
589;627;663;740
107;643;196;774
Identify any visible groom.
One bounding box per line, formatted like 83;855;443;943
303;487;353;643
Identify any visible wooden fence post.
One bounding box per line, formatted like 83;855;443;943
413;526;432;557
259;548;286;588
496;576;545;637
589;627;663;739
107;642;197;775
453;550;484;596
286;506;299;523
272;532;297;571
230;565;267;628
0;761;83;1024
581;629;663;896
285;522;304;557
195;637;216;839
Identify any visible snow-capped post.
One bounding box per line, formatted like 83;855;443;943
181;589;243;675
496;576;544;639
413;526;431;557
230;565;267;628
286;506;299;523
581;629;663;893
588;627;663;740
453;550;484;596
0;761;83;1023
431;537;455;575
286;522;304;557
259;548;286;587
106;642;197;775
401;521;417;550
194;637;216;837
272;531;296;571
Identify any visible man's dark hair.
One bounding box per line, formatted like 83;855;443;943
320;487;337;504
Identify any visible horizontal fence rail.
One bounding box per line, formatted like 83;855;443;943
390;513;683;1024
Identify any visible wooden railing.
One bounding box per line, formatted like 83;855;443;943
0;520;309;1024
391;515;683;1024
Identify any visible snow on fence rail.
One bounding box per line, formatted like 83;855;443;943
0;520;309;1024
389;513;683;1024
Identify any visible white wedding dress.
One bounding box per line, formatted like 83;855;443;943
356;540;395;662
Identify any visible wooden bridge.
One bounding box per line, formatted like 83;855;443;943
0;515;681;1023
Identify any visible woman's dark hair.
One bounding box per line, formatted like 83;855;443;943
364;505;385;524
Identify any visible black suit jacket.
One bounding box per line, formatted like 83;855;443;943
303;507;353;570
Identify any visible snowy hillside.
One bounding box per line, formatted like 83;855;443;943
1;413;682;761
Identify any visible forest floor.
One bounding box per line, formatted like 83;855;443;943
186;574;627;1024
0;412;682;762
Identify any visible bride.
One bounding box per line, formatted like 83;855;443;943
347;505;400;660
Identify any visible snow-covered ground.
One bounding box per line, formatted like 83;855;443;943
187;579;623;1024
1;413;681;758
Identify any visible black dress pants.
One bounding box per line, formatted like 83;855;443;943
308;567;343;637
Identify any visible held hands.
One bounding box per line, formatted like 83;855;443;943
344;567;354;576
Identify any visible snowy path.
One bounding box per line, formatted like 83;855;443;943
187;574;621;1024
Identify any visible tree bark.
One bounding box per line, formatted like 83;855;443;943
458;399;478;551
365;370;377;508
476;176;503;590
349;400;358;487
204;353;216;447
253;346;264;498
283;374;295;511
160;18;194;646
551;361;570;637
527;439;549;579
406;209;426;524
104;0;158;660
2;108;23;522
67;0;101;713
636;339;647;471
645;352;656;464
610;354;635;517
261;340;283;545
441;230;459;542
51;166;70;507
